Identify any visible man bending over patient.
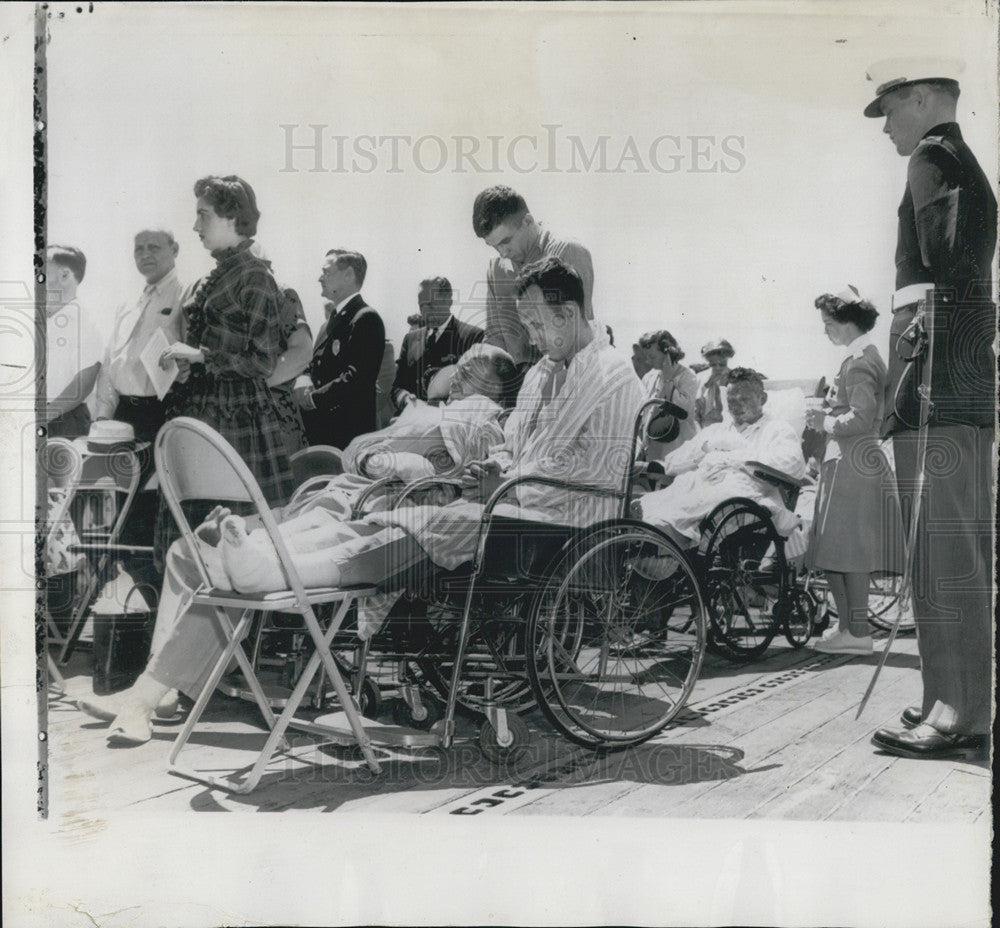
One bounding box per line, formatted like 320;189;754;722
638;367;805;546
76;257;643;745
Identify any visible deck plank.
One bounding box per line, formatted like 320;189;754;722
522;646;918;818
45;633;982;826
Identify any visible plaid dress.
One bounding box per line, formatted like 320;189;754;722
268;285;310;458
154;240;296;566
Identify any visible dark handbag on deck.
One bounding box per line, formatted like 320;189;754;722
92;581;157;695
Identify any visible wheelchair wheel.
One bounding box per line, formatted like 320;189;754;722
478;713;530;766
357;678;382;719
388;594;537;713
780;588;817;649
701;500;784;661
526;521;706;749
391;691;442;730
864;572;911;632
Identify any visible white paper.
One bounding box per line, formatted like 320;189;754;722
139;327;178;400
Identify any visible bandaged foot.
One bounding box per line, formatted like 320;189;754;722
77;692;126;722
199;506;232;545
219;514;287;593
107;705;155;746
191;509;233;590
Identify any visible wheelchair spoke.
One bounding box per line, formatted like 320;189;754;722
527;523;707;748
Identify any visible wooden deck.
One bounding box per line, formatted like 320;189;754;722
44;631;989;822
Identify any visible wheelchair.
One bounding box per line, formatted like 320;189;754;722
301;400;814;757
693;482;817;661
164;395;835;790
301;396;711;761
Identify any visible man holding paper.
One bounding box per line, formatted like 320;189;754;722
94;229;184;443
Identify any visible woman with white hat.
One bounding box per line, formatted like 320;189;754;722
805;288;905;656
694;337;734;427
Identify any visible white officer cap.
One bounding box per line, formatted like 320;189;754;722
863;56;964;117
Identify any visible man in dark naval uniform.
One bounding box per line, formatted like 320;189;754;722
863;58;996;759
390;276;484;411
295;248;385;449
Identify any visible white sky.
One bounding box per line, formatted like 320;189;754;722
39;1;998;382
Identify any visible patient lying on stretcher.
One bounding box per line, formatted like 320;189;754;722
192;345;517;590
337;343;515;483
637;368;805;545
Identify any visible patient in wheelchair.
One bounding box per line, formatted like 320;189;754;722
637;368;805;546
188;344;517;591
216;258;644;593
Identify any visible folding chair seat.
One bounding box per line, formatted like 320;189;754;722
155;417;386;792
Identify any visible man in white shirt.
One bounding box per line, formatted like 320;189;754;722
638;367;805;545
46;245;103;438
221;255;643;589
94;229;184;443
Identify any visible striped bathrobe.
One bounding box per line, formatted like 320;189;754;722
366;337;645;570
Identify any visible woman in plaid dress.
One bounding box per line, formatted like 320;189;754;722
153;175;296;567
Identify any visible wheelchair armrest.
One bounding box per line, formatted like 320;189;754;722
351;476;405;517
290;474;336;507
392;475;463;509
630;461;674;492
482;473;622;517
744;460;807;490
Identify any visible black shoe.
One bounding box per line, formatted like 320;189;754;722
900;706;922;729
872;725;988;760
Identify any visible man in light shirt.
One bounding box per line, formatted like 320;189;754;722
94;229;184;443
46;244;103;438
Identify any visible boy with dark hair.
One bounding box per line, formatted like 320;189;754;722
45;244;102;438
472;185;594;369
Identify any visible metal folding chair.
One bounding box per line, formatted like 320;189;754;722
155;417;382;792
41;438;84;692
54;442;148;665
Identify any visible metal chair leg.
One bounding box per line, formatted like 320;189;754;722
47;651;66;694
168;609;278;785
57;559;104;665
169;596;380;793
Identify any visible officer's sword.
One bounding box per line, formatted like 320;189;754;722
856;290;934;719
